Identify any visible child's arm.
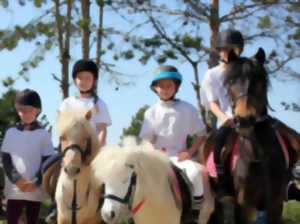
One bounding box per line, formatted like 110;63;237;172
96;123;107;147
2;152;28;191
209;101;230;125
178;135;206;161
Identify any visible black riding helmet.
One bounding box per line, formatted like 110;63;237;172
215;29;244;51
72;59;99;80
150;65;182;92
14;89;42;110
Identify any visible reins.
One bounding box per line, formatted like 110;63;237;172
61;180;91;224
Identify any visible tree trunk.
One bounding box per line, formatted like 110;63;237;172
81;0;90;59
95;2;104;91
208;0;219;68
54;0;72;100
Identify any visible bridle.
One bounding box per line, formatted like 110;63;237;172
59;137;92;163
58;137;93;224
102;167;146;215
102;171;137;209
231;90;268;131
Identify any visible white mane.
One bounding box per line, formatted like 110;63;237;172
92;136;172;197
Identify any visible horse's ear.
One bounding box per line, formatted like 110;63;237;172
85;110;92;121
254;48;265;64
227;50;239;63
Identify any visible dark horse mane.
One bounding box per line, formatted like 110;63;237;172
223;48;271;116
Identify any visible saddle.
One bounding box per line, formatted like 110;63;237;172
42;152;63;198
169;163;198;224
205;118;300;178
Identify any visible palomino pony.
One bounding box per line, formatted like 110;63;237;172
91;137;214;224
55;109;102;224
204;48;300;224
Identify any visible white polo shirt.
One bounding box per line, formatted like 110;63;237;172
1;127;55;201
59;96;112;128
140;99;206;157
201;65;233;123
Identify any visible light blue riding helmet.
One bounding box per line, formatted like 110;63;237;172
150;65;182;92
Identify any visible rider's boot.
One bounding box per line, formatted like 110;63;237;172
287;181;300;201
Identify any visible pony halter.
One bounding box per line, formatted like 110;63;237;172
103;172;136;205
60;138;92;163
102;170;146;215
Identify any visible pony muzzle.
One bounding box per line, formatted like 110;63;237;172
64;166;81;176
234;115;256;137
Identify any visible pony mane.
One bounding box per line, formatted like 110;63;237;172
92;137;172;195
224;56;269;90
57;109;93;136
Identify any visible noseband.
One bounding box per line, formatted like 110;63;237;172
60;138;92;162
102;172;137;209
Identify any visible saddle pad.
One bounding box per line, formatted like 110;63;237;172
206;137;240;177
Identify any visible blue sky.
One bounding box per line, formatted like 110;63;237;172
0;2;299;146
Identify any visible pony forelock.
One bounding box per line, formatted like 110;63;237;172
92;136;172;190
57;109;93;136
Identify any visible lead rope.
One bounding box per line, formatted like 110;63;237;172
72;180;78;224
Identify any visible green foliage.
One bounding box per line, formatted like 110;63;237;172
0;89;18;145
143;35;162;48
257;15;271;29
120;105;149;142
182;34;202;50
121;50;134;60
0;0;8;8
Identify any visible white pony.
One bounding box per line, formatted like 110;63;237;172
54;109;102;224
91;137;214;224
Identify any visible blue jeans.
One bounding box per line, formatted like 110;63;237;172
255;211;267;224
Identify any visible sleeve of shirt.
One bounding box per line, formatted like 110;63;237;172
93;99;112;126
2;152;22;183
1;129;12;154
42;131;55;157
189;105;207;137
1;129;22;183
201;69;218;103
139;109;155;143
58;98;68;112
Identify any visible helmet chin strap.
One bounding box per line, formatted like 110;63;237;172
80;89;93;94
219;58;228;64
160;95;176;102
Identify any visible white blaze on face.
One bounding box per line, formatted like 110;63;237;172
101;166;135;223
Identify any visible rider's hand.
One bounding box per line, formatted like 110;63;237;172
223;118;234;127
177;151;191;162
15;178;29;192
23;181;38;192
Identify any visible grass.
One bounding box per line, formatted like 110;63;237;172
0;198;299;223
282;200;300;223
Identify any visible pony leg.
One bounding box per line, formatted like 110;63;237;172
57;215;69;224
198;169;215;224
266;201;284;224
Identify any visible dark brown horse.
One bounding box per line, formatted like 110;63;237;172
202;48;300;224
